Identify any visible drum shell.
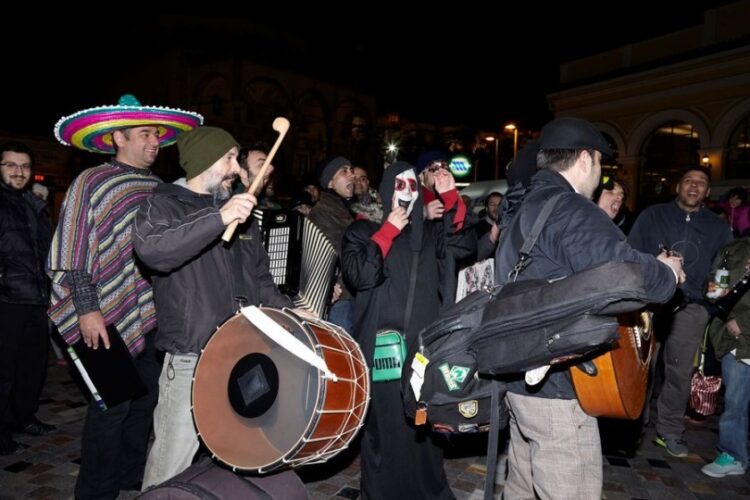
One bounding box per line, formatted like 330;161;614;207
192;308;369;473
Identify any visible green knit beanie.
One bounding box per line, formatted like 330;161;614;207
177;126;239;180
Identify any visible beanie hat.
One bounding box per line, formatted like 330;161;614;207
317;156;351;188
177;126;239;180
415;150;449;175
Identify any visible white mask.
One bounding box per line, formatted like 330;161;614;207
392;169;419;217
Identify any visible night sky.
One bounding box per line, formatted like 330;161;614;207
3;3;737;139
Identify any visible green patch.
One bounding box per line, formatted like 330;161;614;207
438;363;459;391
449;365;470;385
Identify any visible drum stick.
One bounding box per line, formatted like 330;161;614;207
222;117;290;242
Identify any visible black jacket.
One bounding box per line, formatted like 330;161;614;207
628;200;732;303
495;169;677;399
308;190;355;300
0;182;51;305
134;183;291;354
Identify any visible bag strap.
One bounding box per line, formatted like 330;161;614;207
483;383;502;500
403;251;420;331
695;323;711;374
508;192;565;282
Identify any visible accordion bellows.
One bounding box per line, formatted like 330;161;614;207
293;218;338;319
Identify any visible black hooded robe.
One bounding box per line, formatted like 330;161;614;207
341;162;474;500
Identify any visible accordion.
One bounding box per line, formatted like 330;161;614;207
255;209;338;318
254;209;302;296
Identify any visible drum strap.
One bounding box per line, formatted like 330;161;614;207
228;239;249;308
241;306;338;381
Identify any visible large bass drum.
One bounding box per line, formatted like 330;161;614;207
192;307;370;473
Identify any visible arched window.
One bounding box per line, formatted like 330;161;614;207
724;115;750;179
638;121;701;205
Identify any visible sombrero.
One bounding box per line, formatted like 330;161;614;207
54;94;204;154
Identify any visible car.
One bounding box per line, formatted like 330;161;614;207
459;179;508;214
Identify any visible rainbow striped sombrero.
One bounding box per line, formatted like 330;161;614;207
54;94;204;154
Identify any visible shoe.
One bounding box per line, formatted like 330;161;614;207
702;452;746;478
17;418;56;436
0;435;21;456
653;434;689;458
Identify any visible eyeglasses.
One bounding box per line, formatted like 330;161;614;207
1;162;31;171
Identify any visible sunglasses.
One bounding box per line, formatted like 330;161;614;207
427;161;449;173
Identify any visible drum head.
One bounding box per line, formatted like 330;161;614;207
192;310;321;471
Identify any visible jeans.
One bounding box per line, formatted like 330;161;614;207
656;303;710;439
0;303;49;433
718;353;750;466
75;330;160;500
328;299;354;333
142;353;200;490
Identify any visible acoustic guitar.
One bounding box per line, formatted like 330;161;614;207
570;311;654;419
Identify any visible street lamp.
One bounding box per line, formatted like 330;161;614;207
486;135;499;180
505;123;518;161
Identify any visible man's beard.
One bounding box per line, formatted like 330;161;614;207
208;174;236;202
6;175;29;190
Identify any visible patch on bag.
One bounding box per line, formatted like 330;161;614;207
438;363;459;391
458;400;479;419
449;365;470;384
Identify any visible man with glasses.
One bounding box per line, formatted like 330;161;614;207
0;142;54;455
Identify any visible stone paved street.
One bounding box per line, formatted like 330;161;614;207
1;359;748;499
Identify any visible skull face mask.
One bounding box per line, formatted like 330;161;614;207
392;169;419;217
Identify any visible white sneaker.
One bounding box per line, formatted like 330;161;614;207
702;452;746;478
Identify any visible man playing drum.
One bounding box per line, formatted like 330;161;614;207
133;126;293;489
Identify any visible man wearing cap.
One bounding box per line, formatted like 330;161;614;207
494;117;684;499
308;156;356;331
0;142;54;456
629;167;732;458
47;95;202;499
133;126;292;488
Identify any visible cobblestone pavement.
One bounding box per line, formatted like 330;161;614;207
1;361;748;499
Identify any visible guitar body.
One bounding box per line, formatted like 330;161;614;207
570;311;654;419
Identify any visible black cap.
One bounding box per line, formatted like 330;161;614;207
539;117;613;157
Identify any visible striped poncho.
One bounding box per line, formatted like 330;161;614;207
47;161;160;355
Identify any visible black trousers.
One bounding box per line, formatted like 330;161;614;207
0;302;49;436
75;330;161;500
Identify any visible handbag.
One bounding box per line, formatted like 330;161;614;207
689;326;722;416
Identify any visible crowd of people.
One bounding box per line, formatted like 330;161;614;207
1;94;748;500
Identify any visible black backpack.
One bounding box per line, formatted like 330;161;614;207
139;457;308;500
401;260;650;433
